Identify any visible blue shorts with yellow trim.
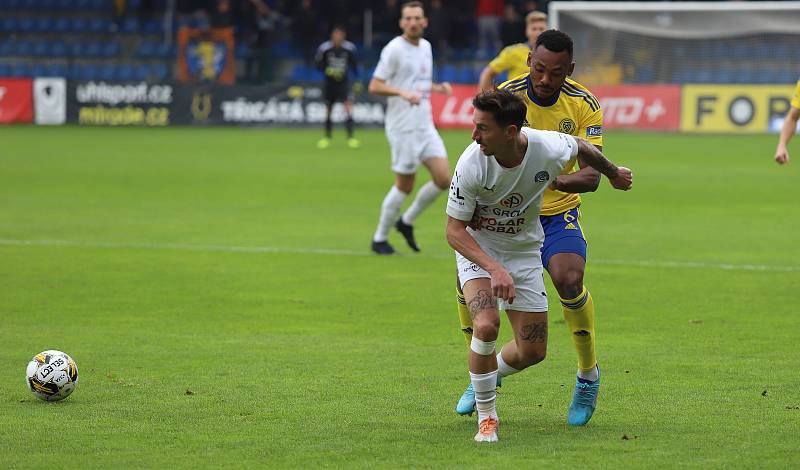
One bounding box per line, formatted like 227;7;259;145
539;207;587;270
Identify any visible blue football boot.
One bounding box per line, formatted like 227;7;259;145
567;367;600;426
455;376;501;416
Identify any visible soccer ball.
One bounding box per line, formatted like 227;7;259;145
25;350;79;401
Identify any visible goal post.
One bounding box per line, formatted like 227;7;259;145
549;1;800;86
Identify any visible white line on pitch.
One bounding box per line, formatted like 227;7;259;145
0;238;798;273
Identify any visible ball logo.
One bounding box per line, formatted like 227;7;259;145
559;118;577;134
500;192;523;209
534;171;550;183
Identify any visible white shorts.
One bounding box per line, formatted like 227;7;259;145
387;127;447;175
456;248;548;313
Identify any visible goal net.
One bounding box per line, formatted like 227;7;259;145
549;1;800;87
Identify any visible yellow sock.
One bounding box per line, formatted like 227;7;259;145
457;290;473;347
560;286;597;371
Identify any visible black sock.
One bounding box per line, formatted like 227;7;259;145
346;116;354;138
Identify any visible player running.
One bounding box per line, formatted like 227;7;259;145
447;89;632;442
368;1;452;255
478;10;547;91
315;25;360;150
455;30;610;426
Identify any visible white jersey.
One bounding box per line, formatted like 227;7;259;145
372;36;434;133
446;128;578;252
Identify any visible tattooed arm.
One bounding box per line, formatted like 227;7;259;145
446;215;515;303
573;138;633;191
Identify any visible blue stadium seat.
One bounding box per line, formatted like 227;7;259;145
98;64;115;81
69;42;86;57
80;63;99;80
50;40;68;58
45;62;66;77
156;42;176;59
34;17;53;33
68;62;83;80
32;41;49;57
102;42;121;57
75;0;90;9
115;63;135;81
234;42;249;59
55;0;71;9
89;17;111;33
90;0;109;10
438;64;457;83
0;41;12;57
18;17;35;33
14;40;33;56
54;17;71;33
142;19;161;34
136;41;155;58
84;41;102;58
134;63;150;81
0;17;15;33
151;62;169;80
0;63;12;77
120;18;139;34
290;64;311;81
13;62;32;77
31;62;48;77
71;17;88;33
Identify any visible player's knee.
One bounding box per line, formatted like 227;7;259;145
473;317;500;342
554;270;584;299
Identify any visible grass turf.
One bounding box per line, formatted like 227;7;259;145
1;126;799;468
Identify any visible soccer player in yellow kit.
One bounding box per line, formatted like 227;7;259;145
478;11;547;91
456;30;607;426
774;78;800;164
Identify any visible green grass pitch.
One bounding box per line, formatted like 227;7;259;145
1;126;798;468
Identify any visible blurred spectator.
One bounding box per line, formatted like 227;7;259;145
499;4;523;47
242;0;281;83
292;0;322;63
426;0;449;61
477;0;504;55
209;0;235;28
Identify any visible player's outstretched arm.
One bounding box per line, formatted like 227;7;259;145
775;106;799;165
446;216;515;303
368;78;420;104
478;66;498;91
432;81;452;95
573;138;633;191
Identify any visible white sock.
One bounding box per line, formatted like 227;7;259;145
401;181;442;225
373;186;408;242
470;370;499;422
578;365;599;382
497;350;521;378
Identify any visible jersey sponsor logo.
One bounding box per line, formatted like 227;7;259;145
534;171;550;183
559;118;577;134
499;193;523;209
586;125;603;137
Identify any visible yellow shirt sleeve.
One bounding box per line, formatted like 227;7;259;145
581;105;604;148
791;79;800;109
488;46;515;74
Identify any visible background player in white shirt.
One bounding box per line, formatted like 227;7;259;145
368;1;453;255
446;89;632;442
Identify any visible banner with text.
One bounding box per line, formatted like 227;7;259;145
430;84;681;130
681;84;797;133
0;78;33;124
68;81;180;126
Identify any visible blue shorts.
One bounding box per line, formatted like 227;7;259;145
539;207;587;270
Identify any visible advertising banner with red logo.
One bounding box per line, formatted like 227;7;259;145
431;84;476;129
432;83;681;131
591;85;681;130
0;78;34;124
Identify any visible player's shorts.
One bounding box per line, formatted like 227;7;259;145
456;247;548;313
387;127;447;175
539;207;587;270
324;81;351;104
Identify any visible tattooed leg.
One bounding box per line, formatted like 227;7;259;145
500;310;549;370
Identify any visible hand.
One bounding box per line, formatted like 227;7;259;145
609;166;633;191
402;91;421;105
775;148;790;165
548;175;562;191
489;266;515;304
440;81;453;96
352;81;364;94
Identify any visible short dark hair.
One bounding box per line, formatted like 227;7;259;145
401;1;425;15
332;24;346;34
535;29;573;60
472;89;526;129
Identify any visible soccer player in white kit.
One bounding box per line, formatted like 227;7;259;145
368;1;453;255
446;89;632;443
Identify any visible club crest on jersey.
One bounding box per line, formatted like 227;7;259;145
559;118;577;134
534;171;550;182
500;192;523;209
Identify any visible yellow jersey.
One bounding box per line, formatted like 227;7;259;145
791;79;800;109
488;43;532;82
499;74;604;216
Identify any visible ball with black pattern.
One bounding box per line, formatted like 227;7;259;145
26;350;79;401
